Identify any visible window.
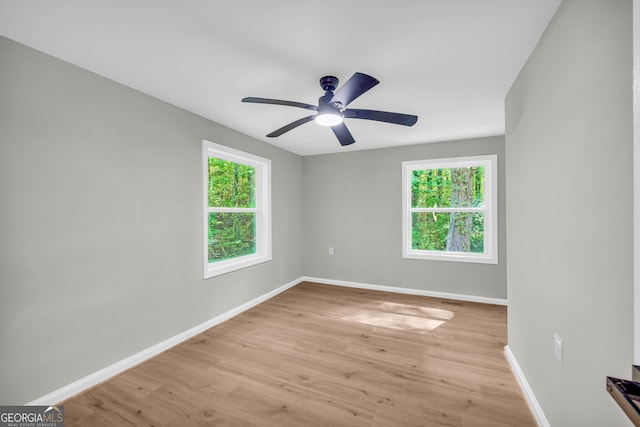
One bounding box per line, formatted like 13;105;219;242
402;155;497;264
203;140;271;278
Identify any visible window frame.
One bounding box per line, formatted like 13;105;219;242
402;154;498;264
202;140;271;278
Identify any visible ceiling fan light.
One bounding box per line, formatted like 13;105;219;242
315;113;343;127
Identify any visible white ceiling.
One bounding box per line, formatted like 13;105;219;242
0;0;561;156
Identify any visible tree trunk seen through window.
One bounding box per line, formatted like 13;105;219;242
445;167;475;252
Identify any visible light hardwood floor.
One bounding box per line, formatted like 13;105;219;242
62;282;536;426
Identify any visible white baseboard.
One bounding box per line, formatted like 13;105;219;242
301;276;508;306
27;277;303;405
504;345;550;427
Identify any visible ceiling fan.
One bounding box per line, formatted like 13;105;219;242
242;72;418;146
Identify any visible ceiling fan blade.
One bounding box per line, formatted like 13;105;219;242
266;115;315;137
329;72;379;108
331;123;356;146
242;97;317;111
344;109;418;126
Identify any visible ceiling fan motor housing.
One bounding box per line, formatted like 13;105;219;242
317;92;342;115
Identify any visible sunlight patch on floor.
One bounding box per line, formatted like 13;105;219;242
342;302;454;334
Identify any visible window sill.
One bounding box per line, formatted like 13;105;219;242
403;250;497;264
204;253;272;279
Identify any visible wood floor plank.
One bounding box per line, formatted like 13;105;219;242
62;282;536;426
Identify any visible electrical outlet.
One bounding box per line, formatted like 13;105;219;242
554;332;563;365
328;247;334;256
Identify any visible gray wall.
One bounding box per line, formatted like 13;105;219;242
303;136;507;299
505;1;634;425
0;36;304;404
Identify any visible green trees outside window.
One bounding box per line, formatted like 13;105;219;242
203;140;271;278
207;157;257;263
411;166;485;253
403;155;496;264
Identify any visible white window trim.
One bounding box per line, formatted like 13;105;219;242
402;154;498;264
203;140;272;278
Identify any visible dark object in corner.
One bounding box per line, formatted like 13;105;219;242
607;376;640;426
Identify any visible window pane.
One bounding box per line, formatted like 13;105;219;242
208;212;256;262
412;212;484;253
411;166;484;208
208;158;255;208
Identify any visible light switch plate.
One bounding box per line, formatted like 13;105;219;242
554;332;563;365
